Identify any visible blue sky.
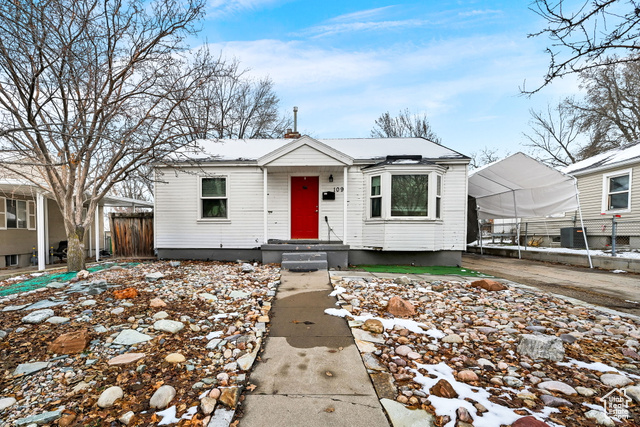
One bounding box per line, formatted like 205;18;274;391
194;0;582;158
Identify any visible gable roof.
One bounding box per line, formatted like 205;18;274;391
257;136;353;166
176;136;469;164
563;141;640;175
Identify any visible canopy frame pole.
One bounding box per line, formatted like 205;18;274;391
574;179;593;268
478;217;483;255
512;190;521;259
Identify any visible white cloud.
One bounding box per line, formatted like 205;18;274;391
327;6;397;23
207;0;285;17
199;34;584;150
300;19;429;38
458;9;502;17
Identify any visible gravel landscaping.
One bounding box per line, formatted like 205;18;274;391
0;261;279;426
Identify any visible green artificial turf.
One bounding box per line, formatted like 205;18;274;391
354;264;492;277
0;262;140;296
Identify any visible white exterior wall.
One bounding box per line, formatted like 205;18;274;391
156;161;468;252
155;166;264;248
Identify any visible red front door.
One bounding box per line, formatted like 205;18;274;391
291;176;319;239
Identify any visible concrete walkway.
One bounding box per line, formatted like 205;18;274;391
240;270;389;427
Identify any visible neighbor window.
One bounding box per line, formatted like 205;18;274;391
5;254;18;267
370;175;381;218
6;199;27;229
391;175;428;216
201;177;227;218
605;172;631;211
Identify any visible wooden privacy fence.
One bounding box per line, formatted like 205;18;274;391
109;212;154;257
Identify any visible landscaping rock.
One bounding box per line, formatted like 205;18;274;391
21;309;55;324
149;385;176;409
517;334;565;361
48;329;90;354
153;319;184;334
97;386;123;408
470;279;507;291
386;296;415;317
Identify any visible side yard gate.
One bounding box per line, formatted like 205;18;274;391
109;212;154;257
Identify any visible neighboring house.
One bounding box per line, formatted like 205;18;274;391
154;136;470;267
0;177;153;269
522;142;640;249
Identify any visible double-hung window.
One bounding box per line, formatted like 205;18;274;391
370;176;381;218
201;177;227;219
391;175;428;217
6;199;27;229
603;171;631;212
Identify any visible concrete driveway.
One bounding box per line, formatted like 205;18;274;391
462;253;640;317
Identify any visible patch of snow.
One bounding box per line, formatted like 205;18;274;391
205;331;223;340
329;286;346;296
557;358;620;373
324;309;445;338
181;406;198;420
613;270;627;274
411;362;554;427
469;241;640;260
157;406;179;425
625;300;639;304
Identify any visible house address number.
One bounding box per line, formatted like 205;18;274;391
334;187;344;192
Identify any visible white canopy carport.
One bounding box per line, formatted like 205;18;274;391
468;152;592;267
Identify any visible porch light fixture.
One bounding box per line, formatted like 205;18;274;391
329;174;333;182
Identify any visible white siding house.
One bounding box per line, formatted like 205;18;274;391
154;136;470;267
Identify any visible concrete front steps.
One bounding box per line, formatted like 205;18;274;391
281;252;328;272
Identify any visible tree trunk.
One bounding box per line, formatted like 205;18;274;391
67;227;86;272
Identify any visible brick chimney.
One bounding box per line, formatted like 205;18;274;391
284;106;301;138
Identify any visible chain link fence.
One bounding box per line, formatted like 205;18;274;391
478;217;640;254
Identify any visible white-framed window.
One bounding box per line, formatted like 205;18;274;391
5;254;18;267
200;177;228;219
6;199;28;229
370;175;381;218
602;170;632;212
27;201;36;230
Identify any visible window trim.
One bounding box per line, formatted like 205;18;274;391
0;197;5;230
369;175;382;219
198;176;230;221
601;169;632;213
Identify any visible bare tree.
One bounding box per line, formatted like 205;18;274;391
523;102;582;167
468;147;505;169
179;58;291;140
566;59;640;153
527;0;640;93
0;0;213;271
371;109;441;143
